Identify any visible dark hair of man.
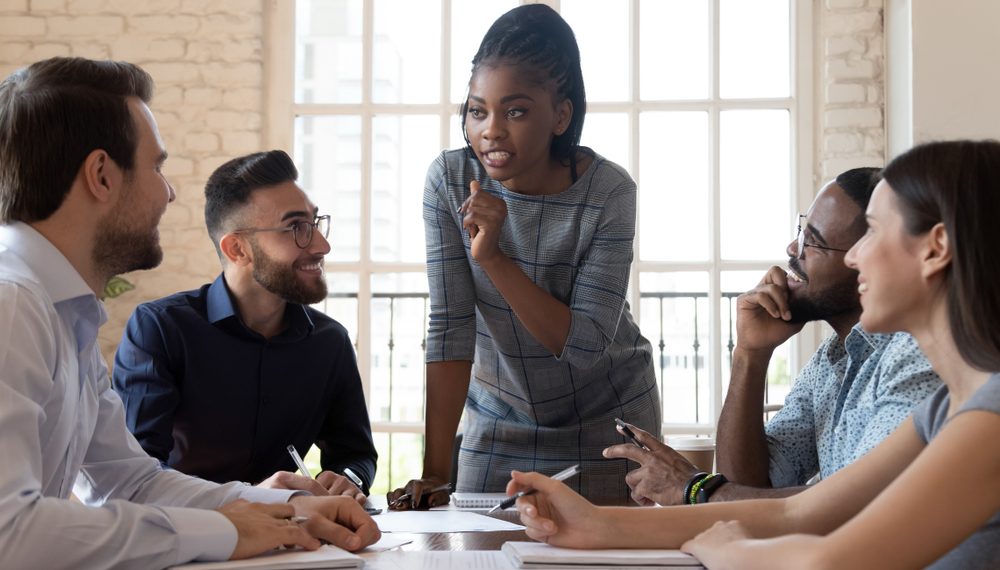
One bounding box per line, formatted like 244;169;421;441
835;166;881;237
882;139;1000;371
460;4;588;180
204;150;298;257
0;57;153;223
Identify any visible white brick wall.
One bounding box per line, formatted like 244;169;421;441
0;0;265;362
818;0;886;179
0;1;888;364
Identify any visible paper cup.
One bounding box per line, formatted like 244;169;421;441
666;436;716;473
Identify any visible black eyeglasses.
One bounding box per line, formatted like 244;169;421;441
795;214;850;255
233;215;331;249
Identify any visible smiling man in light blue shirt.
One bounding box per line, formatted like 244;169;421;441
0;57;378;569
606;167;941;505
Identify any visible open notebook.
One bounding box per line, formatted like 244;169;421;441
451;492;510;509
170;545;361;569
501;541;703;569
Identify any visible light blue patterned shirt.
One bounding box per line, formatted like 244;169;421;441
765;324;940;486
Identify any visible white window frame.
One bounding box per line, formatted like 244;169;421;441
263;0;816;440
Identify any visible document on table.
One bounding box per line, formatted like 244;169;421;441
363;550;515;569
170;545;361;569
373;510;525;533
363;534;413;552
501;541;704;569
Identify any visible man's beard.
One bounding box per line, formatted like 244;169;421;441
93;205;163;282
786;258;860;324
250;240;327;305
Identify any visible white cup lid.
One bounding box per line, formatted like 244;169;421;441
666;436;715;450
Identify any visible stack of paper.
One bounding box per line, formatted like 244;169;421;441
501;541;703;569
170;545;361;569
451;492;510;509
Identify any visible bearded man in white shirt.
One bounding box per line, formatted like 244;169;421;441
0;57;380;569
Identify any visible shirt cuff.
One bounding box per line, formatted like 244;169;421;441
163;506;237;563
237;486;305;504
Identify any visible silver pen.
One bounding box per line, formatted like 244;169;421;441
488;464;581;514
287;444;311;478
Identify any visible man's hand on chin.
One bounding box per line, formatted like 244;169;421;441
288;495;381;551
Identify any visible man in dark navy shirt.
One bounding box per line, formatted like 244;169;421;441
113;150;377;503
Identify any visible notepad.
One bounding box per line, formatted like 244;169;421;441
170;545;361;569
451;492;511;509
501;541;703;569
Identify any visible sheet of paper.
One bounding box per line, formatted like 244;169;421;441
363;550;515;570
170;545;361;569
362;534;413;552
373;510;525;533
501;541;703;568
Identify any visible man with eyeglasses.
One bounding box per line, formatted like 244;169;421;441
606;167;941;505
113;150;378;507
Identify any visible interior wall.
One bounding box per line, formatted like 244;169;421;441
887;0;1000;157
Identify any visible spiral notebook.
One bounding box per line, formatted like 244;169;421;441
450;492;510;509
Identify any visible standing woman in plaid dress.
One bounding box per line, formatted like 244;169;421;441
388;4;661;507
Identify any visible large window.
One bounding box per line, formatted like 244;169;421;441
265;0;814;494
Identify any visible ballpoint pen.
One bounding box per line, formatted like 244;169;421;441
287;444;312;477
287;445;382;515
614;417;651;451
488;463;581;514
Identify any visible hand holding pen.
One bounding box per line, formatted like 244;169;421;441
286;445;381;514
386;477;453;511
505;466;602;549
489;464;580;513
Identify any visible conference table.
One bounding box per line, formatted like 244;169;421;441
374;495;629;552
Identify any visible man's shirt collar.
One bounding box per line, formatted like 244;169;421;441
205;273;315;340
0;222;95;304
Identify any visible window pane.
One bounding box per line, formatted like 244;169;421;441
295;0;363;104
721;271;793;407
315;272;359;344
639;272;710;425
719;0;790;98
369;273;429;426
640;0;709;100
372;432;424;494
295;115;362;262
580;112;629;173
638;111;709;261
373;0;441;103
561;0;630;102
371;115;439;262
720;109;790;260
450;0;519;104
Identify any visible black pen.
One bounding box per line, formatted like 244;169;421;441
614;417;651;451
488;464;580;514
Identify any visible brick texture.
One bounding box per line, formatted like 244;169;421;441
818;0;886;179
0;0;264;363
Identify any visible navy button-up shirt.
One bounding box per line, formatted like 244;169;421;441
112;275;377;489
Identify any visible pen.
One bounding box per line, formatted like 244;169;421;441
488;464;580;514
389;482;452;508
287;444;312;478
614;417;651;451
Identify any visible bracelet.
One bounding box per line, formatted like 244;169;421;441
682;472;709;505
695;473;729;504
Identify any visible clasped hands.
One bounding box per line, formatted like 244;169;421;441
218;495;380;560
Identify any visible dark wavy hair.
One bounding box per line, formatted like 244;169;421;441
204;150;298;257
0;57;153;223
882;139;1000;371
460;4;587;177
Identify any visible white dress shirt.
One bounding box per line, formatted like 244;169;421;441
0;222;295;569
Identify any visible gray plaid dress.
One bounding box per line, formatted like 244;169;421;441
423;148;661;500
